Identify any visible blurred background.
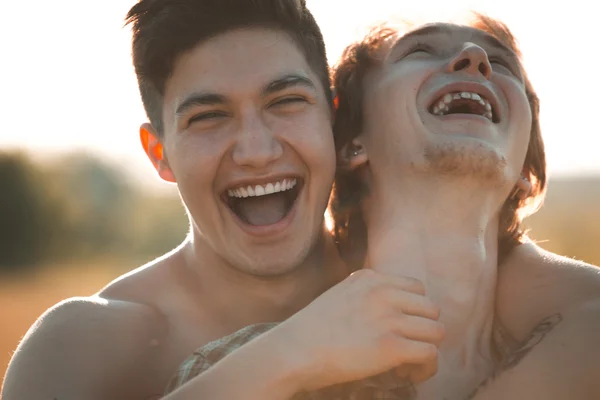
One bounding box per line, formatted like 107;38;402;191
1;0;599;379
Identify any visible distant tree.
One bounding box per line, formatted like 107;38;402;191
0;152;61;271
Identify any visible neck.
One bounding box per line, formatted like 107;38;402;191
183;225;347;333
364;174;502;363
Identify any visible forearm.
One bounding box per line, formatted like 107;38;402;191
469;302;600;400
163;326;307;400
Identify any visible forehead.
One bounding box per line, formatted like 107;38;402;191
386;22;516;57
164;28;318;103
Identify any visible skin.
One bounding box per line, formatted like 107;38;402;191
342;23;600;399
335;23;531;399
1;28;443;400
3;22;599;400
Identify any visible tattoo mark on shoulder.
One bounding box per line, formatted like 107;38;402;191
501;313;563;371
465;313;563;399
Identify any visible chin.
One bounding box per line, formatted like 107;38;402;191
421;137;508;182
238;249;310;278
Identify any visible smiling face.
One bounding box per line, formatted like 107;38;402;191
152;28;335;276
361;23;532;185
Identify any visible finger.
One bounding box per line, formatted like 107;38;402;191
384;275;427;296
408;359;438;384
392;338;439;367
394;363;413;379
391;315;445;346
390;291;441;320
394;362;437;384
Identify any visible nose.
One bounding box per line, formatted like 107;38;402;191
232;111;283;168
447;42;492;79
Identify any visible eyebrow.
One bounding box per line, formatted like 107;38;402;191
175;74;317;116
175;93;227;116
262;74;317;95
389;24;516;58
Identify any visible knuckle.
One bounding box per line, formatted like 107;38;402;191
423;343;439;360
434;322;446;341
424;299;441;319
365;283;392;305
396;276;426;294
348;268;376;282
409;279;427;295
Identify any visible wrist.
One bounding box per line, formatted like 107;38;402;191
248;322;315;395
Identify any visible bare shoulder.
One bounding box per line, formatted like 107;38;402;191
2;280;168;399
497;240;600;340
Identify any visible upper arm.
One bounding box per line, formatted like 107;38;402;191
470;300;600;400
1;296;166;400
497;242;600;340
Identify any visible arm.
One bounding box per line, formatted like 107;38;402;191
1;297;166;400
468;300;600;400
166;270;444;399
163;325;306;400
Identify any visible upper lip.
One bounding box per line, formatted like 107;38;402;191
221;174;303;193
426;80;502;122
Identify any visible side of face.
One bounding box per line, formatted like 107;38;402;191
141;28;336;276
353;23;531;194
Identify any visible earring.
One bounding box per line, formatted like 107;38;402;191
351;144;363;157
511;174;532;200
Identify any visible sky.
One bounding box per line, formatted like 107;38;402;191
2;0;599;188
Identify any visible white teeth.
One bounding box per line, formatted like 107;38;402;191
227;178;298;198
431;91;494;121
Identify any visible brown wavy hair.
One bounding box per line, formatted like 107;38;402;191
329;15;547;270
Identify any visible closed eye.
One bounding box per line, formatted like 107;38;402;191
394;42;434;62
271;96;307;107
188;111;227;125
489;56;518;76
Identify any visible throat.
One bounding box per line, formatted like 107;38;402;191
364;201;499;348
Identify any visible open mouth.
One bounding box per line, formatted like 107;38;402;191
222;178;303;226
429;91;499;123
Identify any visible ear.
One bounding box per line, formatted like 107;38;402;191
511;170;532;200
140;123;176;183
338;137;369;171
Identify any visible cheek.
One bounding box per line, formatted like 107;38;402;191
509;91;532;149
280;112;336;180
166;133;228;190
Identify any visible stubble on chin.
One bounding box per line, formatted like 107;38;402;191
421;141;508;183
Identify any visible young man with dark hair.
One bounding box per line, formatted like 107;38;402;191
1;1;443;399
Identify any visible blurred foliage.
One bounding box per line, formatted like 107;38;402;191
0;151;188;273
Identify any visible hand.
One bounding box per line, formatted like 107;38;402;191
275;269;444;391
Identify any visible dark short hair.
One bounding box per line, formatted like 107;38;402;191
330;15;547;269
125;0;332;136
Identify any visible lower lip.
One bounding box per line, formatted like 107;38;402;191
224;189;301;238
430;113;493;124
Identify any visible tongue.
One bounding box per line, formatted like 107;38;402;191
236;193;289;226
